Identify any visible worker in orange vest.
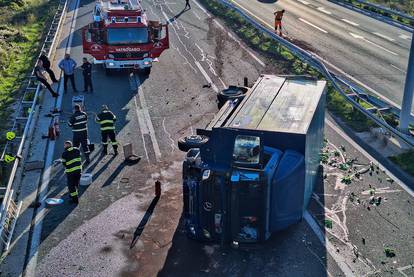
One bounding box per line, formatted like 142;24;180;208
274;9;285;36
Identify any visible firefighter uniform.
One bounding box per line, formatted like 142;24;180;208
61;146;82;203
96;107;118;155
68;109;90;161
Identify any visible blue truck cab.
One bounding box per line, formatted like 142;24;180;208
179;75;327;244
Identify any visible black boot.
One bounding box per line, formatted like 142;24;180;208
71;196;79;204
113;146;118;155
102;147;108;155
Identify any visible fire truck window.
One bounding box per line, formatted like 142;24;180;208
107;27;149;45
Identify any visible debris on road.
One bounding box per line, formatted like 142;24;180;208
384;247;396;258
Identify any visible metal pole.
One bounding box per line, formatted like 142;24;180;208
399;34;414;133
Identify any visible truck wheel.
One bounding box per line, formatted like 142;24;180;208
177;135;209;152
217;86;248;109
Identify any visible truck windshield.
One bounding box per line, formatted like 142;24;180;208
107;27;148;45
233;135;261;164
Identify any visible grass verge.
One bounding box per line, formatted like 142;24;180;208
0;0;59;138
390;150;414;177
341;0;414;26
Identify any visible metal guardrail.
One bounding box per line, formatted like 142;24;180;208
218;0;414;147
330;0;414;30
0;0;67;253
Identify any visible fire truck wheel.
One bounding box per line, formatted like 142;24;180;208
177;135;209;152
217;86;247;109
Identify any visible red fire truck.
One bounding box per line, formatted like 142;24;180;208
82;0;169;74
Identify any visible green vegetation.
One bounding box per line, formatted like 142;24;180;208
343;0;414;26
390;150;414;177
0;0;58;135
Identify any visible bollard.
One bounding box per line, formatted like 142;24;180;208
155;180;161;198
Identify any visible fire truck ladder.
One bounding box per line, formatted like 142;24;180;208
99;0;142;11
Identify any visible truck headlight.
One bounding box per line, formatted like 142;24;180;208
108;62;115;67
108;54;114;59
202;170;211;180
143;53;149;58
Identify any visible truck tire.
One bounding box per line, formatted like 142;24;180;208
177;135;209;152
217;86;247;109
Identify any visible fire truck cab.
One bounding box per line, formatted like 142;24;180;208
82;0;169;74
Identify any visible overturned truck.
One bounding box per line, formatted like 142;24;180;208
178;75;327;244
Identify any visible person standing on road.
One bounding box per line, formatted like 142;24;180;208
39;51;58;83
96;105;118;155
58;53;78;93
273;9;285;36
61;141;82;204
185;0;190;9
34;60;59;98
69;104;91;163
81;57;93;93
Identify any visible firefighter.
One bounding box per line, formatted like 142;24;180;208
69;104;91;163
61;141;82;203
96;105;118;155
273;9;285;36
81;57;93;93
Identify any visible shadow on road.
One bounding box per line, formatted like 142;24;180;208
130;196;160;249
156;167;329;276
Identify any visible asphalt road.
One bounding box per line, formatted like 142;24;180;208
231;0;412;110
3;0;411;276
32;0;343;276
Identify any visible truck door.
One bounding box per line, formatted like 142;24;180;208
149;21;169;58
82;24;105;57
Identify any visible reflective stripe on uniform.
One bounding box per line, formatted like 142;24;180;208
101;126;115;131
111;141;118;145
65;165;82;173
99;120;114;124
102;141;109;145
70;191;78;197
72;128;88;132
65;157;81;166
74;120;88;125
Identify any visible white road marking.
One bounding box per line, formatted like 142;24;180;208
341;18;359;26
135;75;162;162
390;64;406;73
25;0;80;275
298;0;310;5
350;32;398;56
195;61;219;92
303;211;355;277
133;96;150;162
317;7;332;15
399;34;411;40
299;18;328;33
373;32;395;42
193;0;266;67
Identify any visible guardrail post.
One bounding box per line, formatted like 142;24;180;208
399;35;414;133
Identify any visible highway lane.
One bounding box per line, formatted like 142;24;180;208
32;0;345;276
231;0;412;110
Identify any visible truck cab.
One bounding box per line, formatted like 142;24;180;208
180;75;327;244
82;0;169;74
